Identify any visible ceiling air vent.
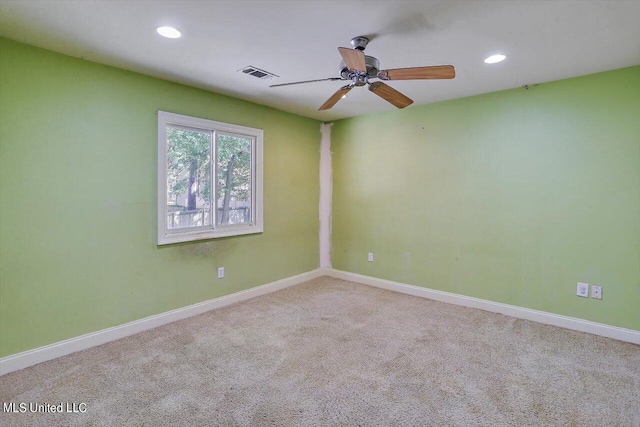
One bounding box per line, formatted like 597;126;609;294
239;66;278;80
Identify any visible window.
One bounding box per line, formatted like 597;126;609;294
157;111;263;245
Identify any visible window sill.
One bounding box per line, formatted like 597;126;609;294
158;225;263;246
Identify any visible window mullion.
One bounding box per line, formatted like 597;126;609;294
211;130;217;230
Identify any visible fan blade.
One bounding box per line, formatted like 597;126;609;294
318;85;352;111
270;77;344;88
378;65;455;80
368;82;413;109
338;47;366;72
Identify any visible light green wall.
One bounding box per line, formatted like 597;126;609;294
1;37;638;359
332;66;640;330
0;38;320;357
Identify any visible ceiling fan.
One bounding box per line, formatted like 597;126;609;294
270;36;455;111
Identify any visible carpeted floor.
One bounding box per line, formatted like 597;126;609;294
1;276;639;426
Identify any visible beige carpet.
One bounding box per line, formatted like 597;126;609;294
1;277;639;426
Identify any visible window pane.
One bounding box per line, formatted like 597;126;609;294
166;126;212;229
217;133;252;225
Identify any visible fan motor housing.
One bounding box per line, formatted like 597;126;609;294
339;55;380;80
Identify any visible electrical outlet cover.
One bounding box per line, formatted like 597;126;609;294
591;285;602;299
577;282;589;297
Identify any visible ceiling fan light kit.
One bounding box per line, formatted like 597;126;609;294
271;36;456;111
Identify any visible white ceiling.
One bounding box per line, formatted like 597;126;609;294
1;0;639;121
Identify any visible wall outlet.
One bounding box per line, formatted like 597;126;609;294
577;282;589;298
591;285;602;299
367;252;374;262
217;267;224;279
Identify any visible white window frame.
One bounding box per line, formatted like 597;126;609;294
157;111;263;245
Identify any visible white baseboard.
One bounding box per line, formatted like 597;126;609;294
3;267;637;375
0;269;325;375
326;269;640;345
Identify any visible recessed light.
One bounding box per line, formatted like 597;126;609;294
484;54;506;64
157;26;181;39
